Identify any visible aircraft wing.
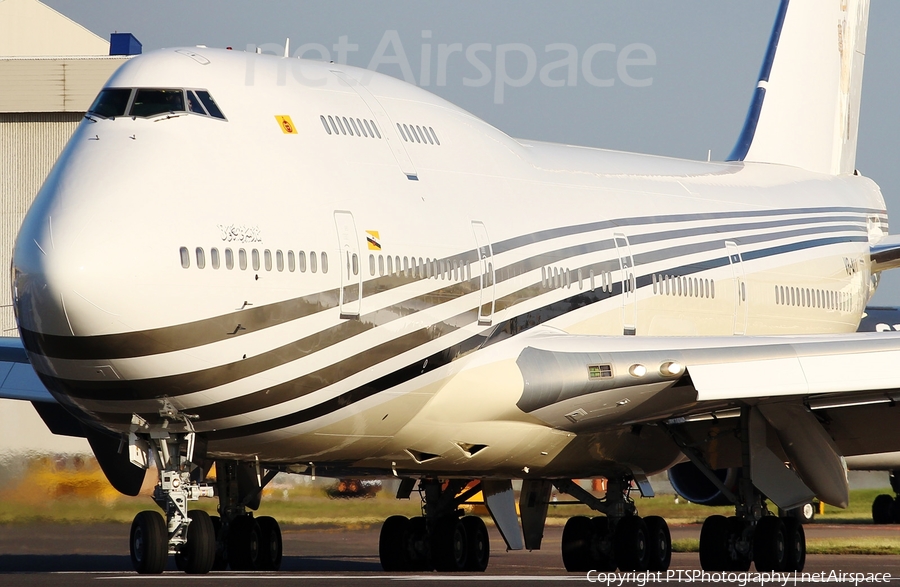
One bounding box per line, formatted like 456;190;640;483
870;234;900;272
0;336;54;402
513;327;900;430
511;327;900;508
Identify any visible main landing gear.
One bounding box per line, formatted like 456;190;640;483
378;479;490;572
666;407;807;572
555;477;671;572
377;476;670;574
872;470;900;524
127;407;284;574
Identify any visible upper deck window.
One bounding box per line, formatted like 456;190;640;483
87;88;132;118
130;89;185;117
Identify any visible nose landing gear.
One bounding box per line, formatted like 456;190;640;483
127;405;283;574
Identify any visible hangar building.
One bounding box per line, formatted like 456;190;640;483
0;0;135;334
0;0;137;454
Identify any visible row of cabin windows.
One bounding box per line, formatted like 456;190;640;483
367;253;471;281
321;115;382;139
542;266;572;289
542;267;617;292
180;247;328;274
397;123;440;145
775;285;851;312
653;274;717;299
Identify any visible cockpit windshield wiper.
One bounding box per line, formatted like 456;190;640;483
154;112;189;122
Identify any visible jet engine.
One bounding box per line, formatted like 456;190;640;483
667;462;739;506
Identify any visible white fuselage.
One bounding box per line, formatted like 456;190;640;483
11;48;889;478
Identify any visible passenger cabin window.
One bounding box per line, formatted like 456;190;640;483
87;88;131;118
179;247;190;269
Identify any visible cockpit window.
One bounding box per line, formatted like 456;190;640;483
187;91;206;114
87;87;226;121
195;90;225;119
87;88;132;118
130;89;185;117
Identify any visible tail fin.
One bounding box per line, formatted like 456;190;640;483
728;0;870;175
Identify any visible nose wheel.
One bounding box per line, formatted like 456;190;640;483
130;510;168;574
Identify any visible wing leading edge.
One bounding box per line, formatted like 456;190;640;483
0;336;53;402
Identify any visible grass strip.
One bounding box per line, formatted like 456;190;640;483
672;537;900;556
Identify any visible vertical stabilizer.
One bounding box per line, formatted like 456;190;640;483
729;0;869;175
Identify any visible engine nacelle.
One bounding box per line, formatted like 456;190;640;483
667;462;739;506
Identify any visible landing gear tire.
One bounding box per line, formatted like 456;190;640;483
699;515;727;571
130;510;168;574
228;515;261;571
408;516;432;571
889;497;900;524
379;515;411;571
561;516;594;572
644;516;672;572
873;494;893;524
210;515;227;571
591;517;617;572
614;516;650;572
256;516;283;571
173;510;216;574
782;517;806;572
797;502;816;523
754;516;787;572
699;515;748;571
461;516;490;572
431;517;468;572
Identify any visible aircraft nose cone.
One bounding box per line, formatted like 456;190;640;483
12;214;77;339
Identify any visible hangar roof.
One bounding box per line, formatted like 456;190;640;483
0;0;109;57
0;0;129;113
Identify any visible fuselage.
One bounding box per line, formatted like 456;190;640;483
11;48;889;478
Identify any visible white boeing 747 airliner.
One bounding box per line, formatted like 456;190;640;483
4;0;900;575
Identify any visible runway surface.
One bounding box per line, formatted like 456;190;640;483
1;522;899;586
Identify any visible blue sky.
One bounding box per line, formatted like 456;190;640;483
43;0;900;303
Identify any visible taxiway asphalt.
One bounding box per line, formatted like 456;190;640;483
1;522;899;586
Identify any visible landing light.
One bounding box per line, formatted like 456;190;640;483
629;364;647;378
660;361;684;377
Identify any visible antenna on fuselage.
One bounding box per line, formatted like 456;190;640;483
284;38;290;58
